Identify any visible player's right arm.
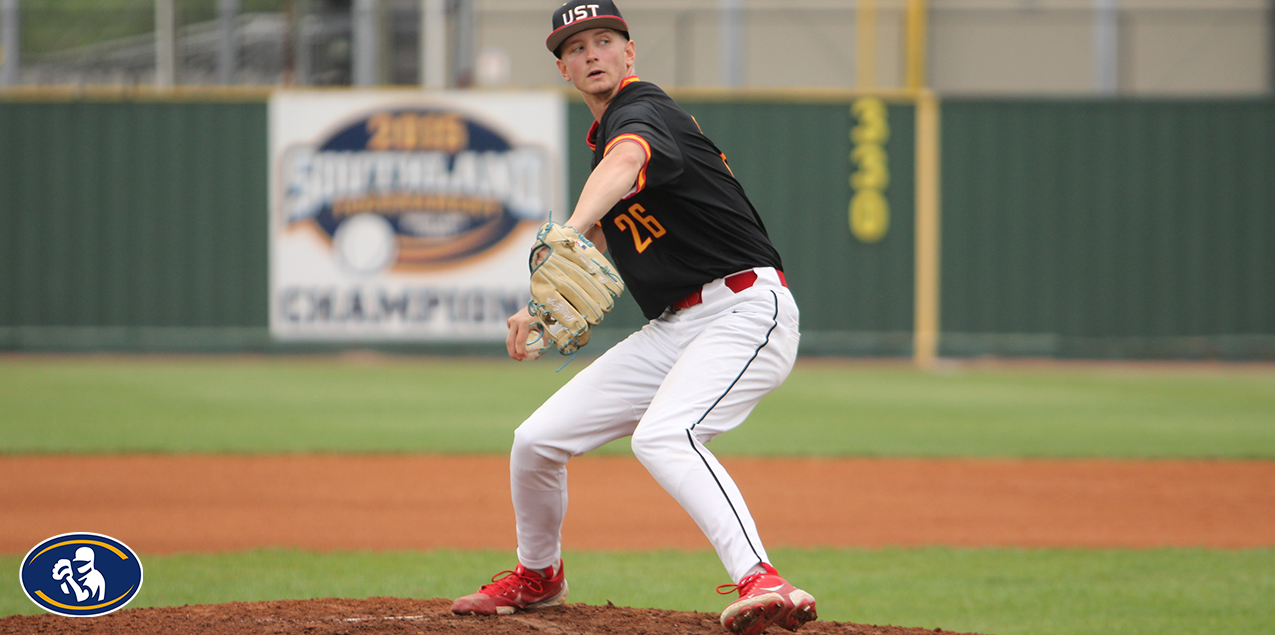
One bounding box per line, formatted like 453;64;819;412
507;124;642;360
584;224;607;252
564;139;647;234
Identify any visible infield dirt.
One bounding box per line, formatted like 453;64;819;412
4;455;1274;553
4;455;1275;635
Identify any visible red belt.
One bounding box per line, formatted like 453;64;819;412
671;270;787;311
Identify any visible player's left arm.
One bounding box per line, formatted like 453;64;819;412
565;139;647;237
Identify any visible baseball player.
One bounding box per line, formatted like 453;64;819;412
450;2;816;634
52;547;107;603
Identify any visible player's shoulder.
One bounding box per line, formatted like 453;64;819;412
603;81;675;127
623;78;670;98
618;80;676;112
611;78;672;109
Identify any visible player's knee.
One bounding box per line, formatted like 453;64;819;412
630;426;682;465
512;421;569;467
511;424;545;460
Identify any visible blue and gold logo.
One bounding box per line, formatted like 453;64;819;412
20;533;143;617
281;108;550;273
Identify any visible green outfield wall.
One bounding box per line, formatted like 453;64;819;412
940;99;1275;359
1;95;1271;358
0;99;270;350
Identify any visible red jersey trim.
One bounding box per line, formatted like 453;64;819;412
584;76;642;151
587;120;600;151
605;133;651;197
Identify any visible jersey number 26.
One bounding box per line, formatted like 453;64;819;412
615;203;667;253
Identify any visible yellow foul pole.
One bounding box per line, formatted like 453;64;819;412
857;0;877;89
913;90;941;369
904;0;940;369
906;0;928;90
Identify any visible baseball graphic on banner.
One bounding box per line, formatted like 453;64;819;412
333;213;399;275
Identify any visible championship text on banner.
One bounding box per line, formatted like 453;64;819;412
269;91;566;341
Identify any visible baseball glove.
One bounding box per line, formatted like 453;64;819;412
527;221;625;355
52;559;73;581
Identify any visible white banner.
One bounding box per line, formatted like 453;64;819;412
269;90;566;341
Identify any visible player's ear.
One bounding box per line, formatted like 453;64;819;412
557;58;570;82
625;39;636;68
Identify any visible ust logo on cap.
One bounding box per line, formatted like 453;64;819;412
546;0;627;55
20;533;143;617
562;4;600;24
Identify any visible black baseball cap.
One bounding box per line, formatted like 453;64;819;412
546;0;629;57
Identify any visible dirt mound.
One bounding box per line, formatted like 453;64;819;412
0;597;985;635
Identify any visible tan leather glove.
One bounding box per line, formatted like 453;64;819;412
527;222;625;355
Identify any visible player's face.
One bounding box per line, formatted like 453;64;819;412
556;28;635;98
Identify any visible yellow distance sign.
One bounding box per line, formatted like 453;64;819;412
849;97;890;243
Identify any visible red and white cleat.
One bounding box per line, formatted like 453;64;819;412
718;563;817;635
450;561;569;616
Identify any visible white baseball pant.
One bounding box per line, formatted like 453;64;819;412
510;267;799;583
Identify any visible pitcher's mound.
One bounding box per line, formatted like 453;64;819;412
0;597;988;635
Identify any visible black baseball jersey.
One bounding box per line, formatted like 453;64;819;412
588;77;784;319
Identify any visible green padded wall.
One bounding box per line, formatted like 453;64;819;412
0;100;269;350
941;99;1275;358
3;96;1271;358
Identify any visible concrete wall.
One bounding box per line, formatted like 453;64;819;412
474;0;1270;95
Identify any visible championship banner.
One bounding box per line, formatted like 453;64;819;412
269;91;565;341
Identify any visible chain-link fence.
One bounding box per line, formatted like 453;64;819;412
2;2;1272;94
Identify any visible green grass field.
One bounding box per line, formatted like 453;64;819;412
2;356;1273;457
3;355;1274;634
